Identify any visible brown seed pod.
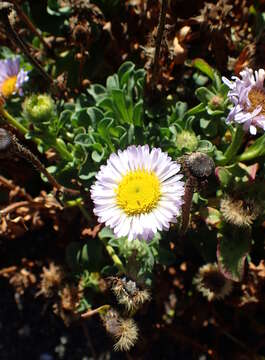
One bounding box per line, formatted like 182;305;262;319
185;152;215;179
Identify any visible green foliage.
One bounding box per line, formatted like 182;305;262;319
217;228;251;282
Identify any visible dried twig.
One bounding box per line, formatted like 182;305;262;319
10;0;52;51
0;2;53;85
150;0;168;91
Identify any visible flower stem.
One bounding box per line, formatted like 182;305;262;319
180;177;195;235
54;138;74;162
217;125;244;165
0;106;28;135
103;242;126;273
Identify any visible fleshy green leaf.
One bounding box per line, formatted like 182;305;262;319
217;231;250;282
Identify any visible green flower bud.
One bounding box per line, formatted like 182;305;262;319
23;94;55;123
209;94;224;109
175;130;198;152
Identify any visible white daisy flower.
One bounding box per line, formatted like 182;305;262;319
91;145;185;241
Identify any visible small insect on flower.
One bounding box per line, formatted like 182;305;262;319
91;145;185;241
194;263;233;302
0;58;29;98
101;308;139;352
222;68;265;135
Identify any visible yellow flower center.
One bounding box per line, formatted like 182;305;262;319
1;76;17;97
116;170;161;215
248;87;265;115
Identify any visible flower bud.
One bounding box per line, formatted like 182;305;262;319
176;130;198;152
23;94;55;123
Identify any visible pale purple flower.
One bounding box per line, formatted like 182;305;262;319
0;57;29;97
222;68;265;135
91;145;185;241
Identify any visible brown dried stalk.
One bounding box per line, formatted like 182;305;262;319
150;0;168;91
0;128;79;196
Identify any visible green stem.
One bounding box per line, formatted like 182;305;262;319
54;138;74;162
0;106;28;135
217;125;244;165
103;240;126;273
78;204;125;273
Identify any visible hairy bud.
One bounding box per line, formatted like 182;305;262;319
23;94;55;124
176;130;198;152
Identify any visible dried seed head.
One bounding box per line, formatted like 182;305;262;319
0;128;14;157
186;152;215;179
38;262;65;298
220;196;261;227
109;277;151;313
102;308;139;352
0;2;13;17
194;263;233;301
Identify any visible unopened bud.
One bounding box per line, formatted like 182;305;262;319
23;94;55;123
176;130;198;152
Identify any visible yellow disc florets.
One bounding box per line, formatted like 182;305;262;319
1;75;17;97
116;169;161;215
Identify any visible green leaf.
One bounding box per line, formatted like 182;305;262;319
186;103;205;115
58;110;72;129
197;140;215;154
106;74;119;89
192;58;215;81
111;89;133;124
66;240;103;272
217;231;250;282
86;107;104;127
87;84;107;102
133;100;143;126
74;133;94;147
195;87;215;104
237;133;265;161
118;61;135;88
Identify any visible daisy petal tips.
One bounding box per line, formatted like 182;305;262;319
0;57;29;98
222;68;265;134
91;145;185;241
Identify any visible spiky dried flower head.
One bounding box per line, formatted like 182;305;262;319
0;2;13;17
109;277;151;312
101;308;139;352
38;262;65;298
194;263;233;301
220;196;260;227
185;152;215;179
